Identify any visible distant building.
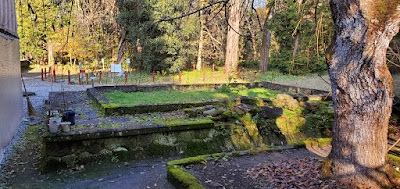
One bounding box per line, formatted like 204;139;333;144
0;0;23;162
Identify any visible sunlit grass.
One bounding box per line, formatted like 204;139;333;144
104;87;286;106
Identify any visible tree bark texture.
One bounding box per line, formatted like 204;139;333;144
134;38;143;70
116;29;128;65
48;42;54;66
326;0;400;187
197;3;204;71
225;0;242;73
259;2;273;73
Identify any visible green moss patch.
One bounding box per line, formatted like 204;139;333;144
303;138;332;146
167;166;204;189
104;87;286;106
166;146;295;188
388;154;400;166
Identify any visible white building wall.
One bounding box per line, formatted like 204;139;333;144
0;0;22;162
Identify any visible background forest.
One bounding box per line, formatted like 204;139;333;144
16;0;400;75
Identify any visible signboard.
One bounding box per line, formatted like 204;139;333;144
111;64;122;73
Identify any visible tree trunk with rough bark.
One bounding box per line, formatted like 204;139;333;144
116;29;128;65
197;0;203;71
48;42;54;66
197;26;203;71
259;1;273;73
225;0;242;73
324;0;400;187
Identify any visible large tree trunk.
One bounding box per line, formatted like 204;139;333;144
324;0;400;187
196;1;203;71
116;29;128;65
259;1;273;73
225;0;242;73
196;26;203;71
290;31;301;74
48;42;54;66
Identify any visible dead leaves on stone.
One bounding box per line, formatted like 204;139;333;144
247;157;348;189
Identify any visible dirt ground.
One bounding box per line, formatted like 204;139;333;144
186;148;325;189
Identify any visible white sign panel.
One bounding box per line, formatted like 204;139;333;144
111;64;122;73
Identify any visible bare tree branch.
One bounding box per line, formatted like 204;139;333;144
156;0;229;23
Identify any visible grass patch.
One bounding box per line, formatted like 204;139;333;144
104;87;286;106
303;138;332;146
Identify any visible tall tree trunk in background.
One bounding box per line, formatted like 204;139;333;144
290;31;301;74
196;0;203;71
323;0;400;187
197;25;203;71
116;29;128;65
225;0;242;73
69;48;73;67
292;31;301;58
259;1;273;73
48;42;54;66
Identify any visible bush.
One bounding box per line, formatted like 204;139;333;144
238;60;259;69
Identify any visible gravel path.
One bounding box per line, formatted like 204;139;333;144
21;72;93;115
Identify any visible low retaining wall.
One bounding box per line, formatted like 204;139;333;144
42;121;238;172
87;82;330;116
41;119;291;172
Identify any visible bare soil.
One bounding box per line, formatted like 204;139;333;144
185;148;344;189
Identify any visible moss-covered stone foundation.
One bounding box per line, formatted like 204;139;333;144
87;82;330;116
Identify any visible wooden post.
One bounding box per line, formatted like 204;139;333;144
193;63;195;71
238;68;241;78
203;71;206;81
85;73;89;85
78;74;81;85
153;71;155;82
53;69;56;82
41;68;44;81
99;71;102;84
125;72;128;84
212;64;215;72
254;72;257;82
202;63;205;71
179;71;182;83
68;70;71;84
185;63;187;70
44;68;47;79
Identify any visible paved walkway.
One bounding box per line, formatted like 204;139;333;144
22;72;93;115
